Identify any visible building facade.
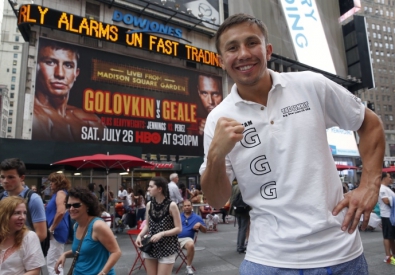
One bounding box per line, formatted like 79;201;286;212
0;0;31;138
359;0;395;157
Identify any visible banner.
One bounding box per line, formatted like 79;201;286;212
32;38;223;156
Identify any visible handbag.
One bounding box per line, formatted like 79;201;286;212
67;218;93;275
139;235;153;253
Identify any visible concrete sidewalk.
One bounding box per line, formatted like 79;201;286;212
52;220;395;275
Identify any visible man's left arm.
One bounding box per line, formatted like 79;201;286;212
333;108;385;233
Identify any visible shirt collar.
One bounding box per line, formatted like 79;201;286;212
3;186;29;197
230;69;287;105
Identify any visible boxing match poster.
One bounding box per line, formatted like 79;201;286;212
32;38;223;156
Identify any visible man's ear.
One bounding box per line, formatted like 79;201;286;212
75;68;80;80
218;55;226;71
20;175;25;181
266;44;273;61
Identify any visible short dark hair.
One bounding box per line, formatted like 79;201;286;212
0;158;26;176
66;187;100;217
38;39;80;66
150;177;170;198
382;172;390;181
215;13;269;55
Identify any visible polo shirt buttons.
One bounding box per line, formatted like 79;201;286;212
270;120;274;125
261;107;265;110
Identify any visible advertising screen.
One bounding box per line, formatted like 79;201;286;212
123;0;220;29
326;127;359;157
32;38;223;156
279;0;336;74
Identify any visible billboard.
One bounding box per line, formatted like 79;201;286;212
32;38;223;156
326;127;359;157
123;0;220;29
17;5;221;68
279;0;336;74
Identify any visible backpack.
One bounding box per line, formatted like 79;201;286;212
232;191;250;215
0;190;50;257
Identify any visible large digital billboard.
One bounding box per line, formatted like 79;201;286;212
279;0;336;74
32;38;223;156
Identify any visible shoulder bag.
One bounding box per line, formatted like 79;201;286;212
139;234;153;253
67;218;93;275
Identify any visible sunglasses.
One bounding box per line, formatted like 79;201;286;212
65;203;82;209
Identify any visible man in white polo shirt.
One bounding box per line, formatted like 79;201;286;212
379;172;395;264
200;13;385;274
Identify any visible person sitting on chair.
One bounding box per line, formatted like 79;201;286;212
199;197;220;231
178;199;207;275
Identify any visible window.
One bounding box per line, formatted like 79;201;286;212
13;45;19;50
373;33;377;38
11;76;16;82
15;36;19;42
377;104;381;111
7;127;11;133
388;96;391;101
9;101;14;107
390;115;394;121
374;42;378;47
383;95;386;101
376;95;380;100
378;25;381;31
12;68;16;74
385;115;389;121
10;93;14;98
385;35;388;40
8;118;12;124
13;53;17;58
384;26;387;32
389;105;393;111
378;34;382;39
9;110;13;116
384;105;388;111
85;2;100;20
13;60;17;66
372;24;376;30
10;84;15;90
6;68;9;72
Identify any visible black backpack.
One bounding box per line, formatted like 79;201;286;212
0;190;50;257
232;191;250;214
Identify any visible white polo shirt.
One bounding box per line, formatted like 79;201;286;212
200;70;365;269
379;184;395;218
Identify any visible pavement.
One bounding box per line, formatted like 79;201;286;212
44;217;395;275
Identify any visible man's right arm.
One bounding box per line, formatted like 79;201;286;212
200;117;244;209
33;221;48;242
29;194;47;242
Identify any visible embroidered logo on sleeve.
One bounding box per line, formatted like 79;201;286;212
281;101;310;117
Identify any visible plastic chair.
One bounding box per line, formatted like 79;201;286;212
175;231;199;274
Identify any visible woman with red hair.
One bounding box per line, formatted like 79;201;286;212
0;196;45;274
